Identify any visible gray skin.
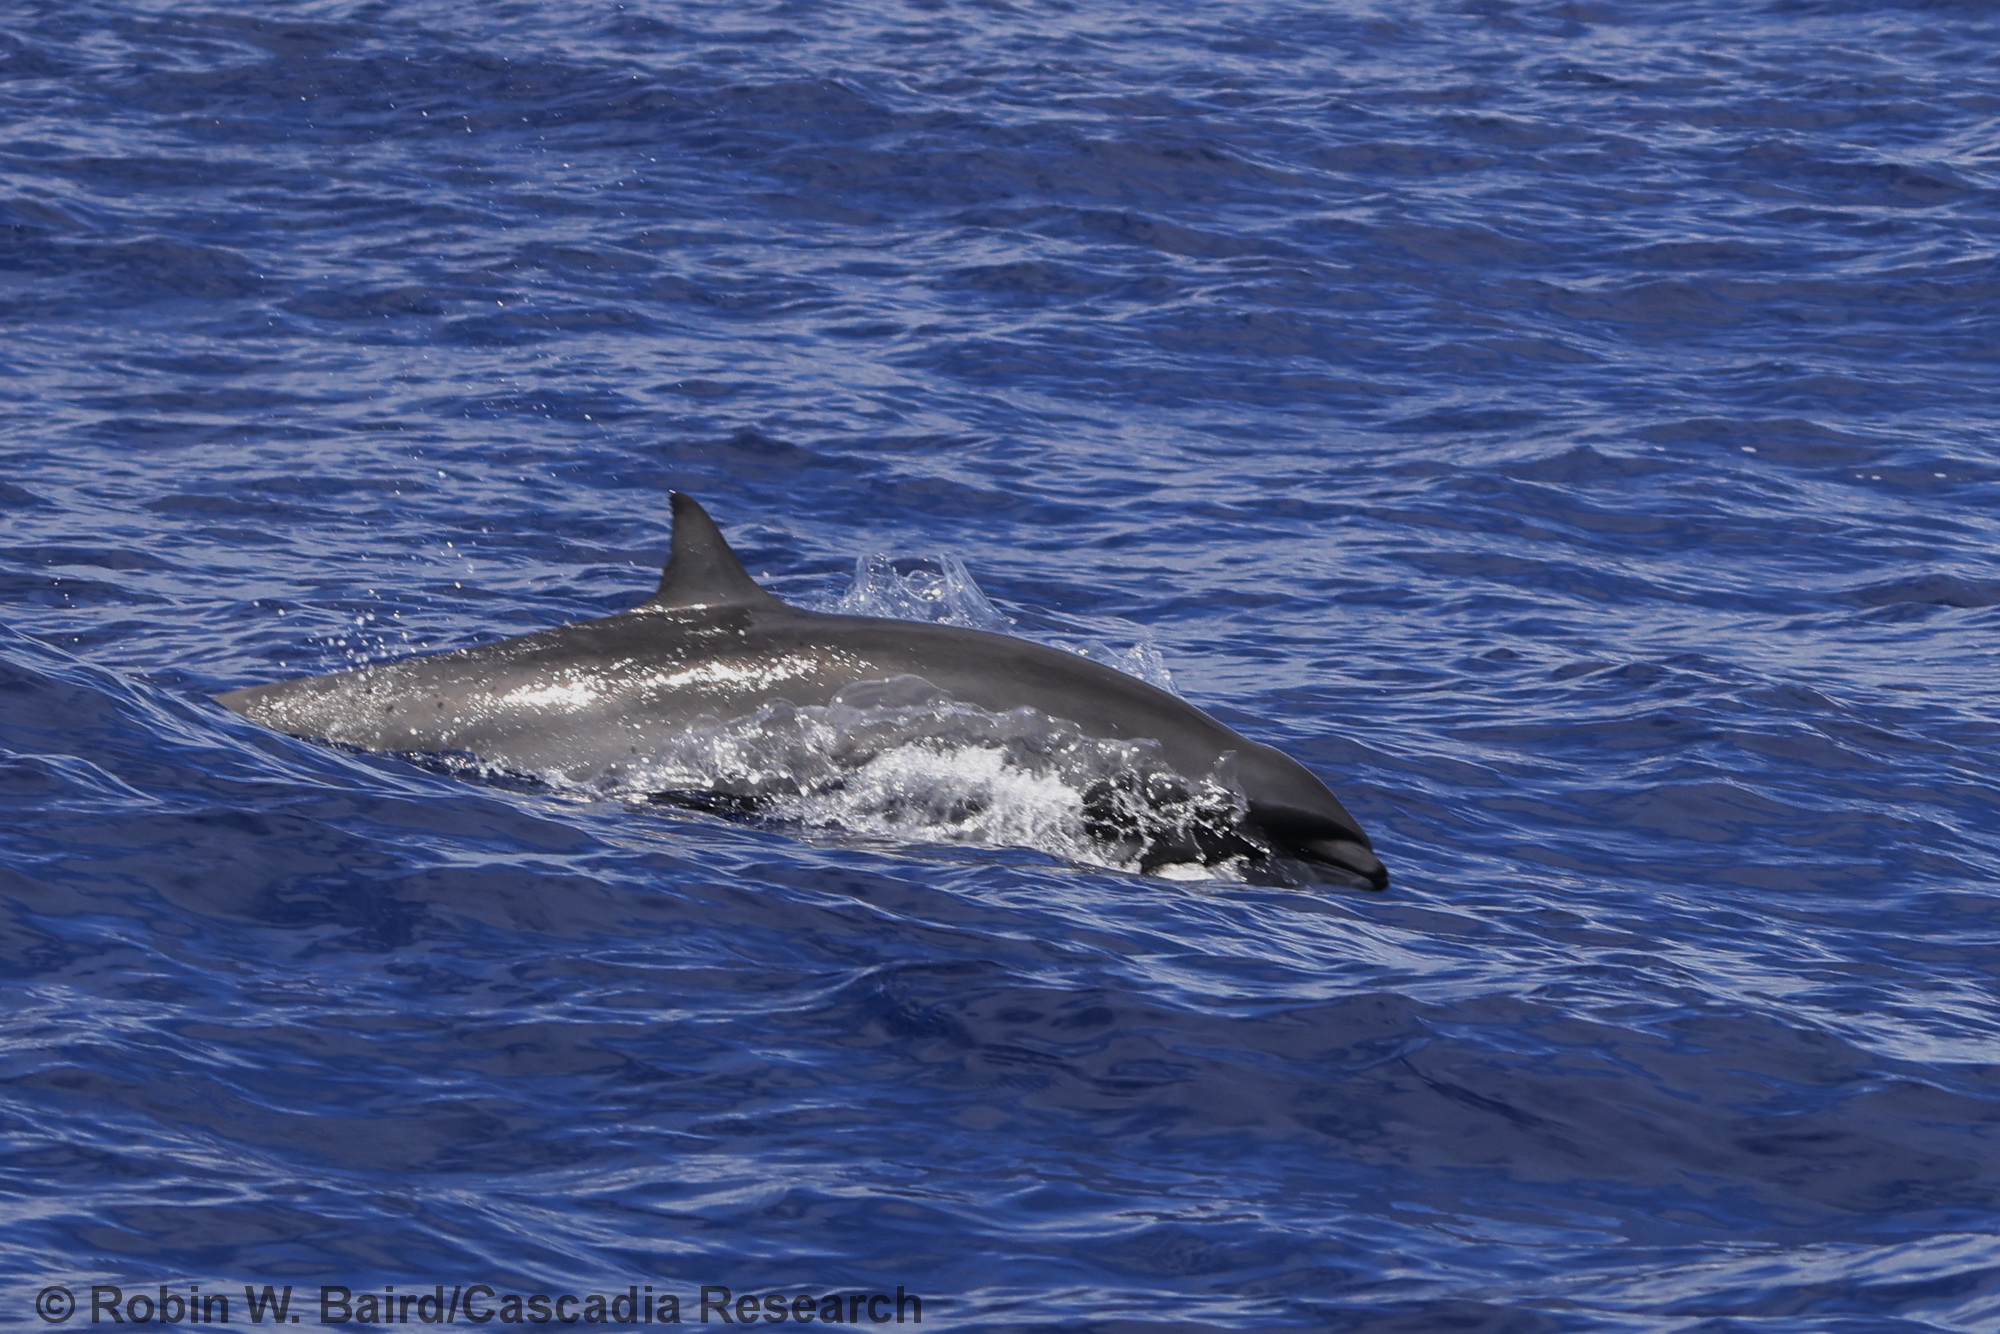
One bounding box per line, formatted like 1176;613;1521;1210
218;494;1386;889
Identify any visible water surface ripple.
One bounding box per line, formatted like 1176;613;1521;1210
4;1;2000;1329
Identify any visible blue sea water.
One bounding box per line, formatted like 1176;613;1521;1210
5;0;2000;1328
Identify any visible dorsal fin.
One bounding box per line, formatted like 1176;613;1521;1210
645;493;786;612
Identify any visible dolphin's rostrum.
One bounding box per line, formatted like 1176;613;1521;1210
218;495;1387;889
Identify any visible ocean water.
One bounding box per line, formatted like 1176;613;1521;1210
5;1;2000;1329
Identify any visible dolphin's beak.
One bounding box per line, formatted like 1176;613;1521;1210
1295;837;1389;891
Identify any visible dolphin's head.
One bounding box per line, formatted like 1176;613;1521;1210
1281;831;1389;891
1233;742;1388;891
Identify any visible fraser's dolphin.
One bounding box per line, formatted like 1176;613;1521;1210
218;495;1386;889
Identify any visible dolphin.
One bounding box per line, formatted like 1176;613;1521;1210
218;495;1387;889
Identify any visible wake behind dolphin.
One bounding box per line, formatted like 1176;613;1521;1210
218;495;1387;889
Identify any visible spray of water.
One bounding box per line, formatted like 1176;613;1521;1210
825;553;1179;694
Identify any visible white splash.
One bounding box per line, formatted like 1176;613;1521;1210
574;677;1257;880
824;552;1180;694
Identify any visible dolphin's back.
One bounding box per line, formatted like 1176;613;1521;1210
223;603;1226;775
